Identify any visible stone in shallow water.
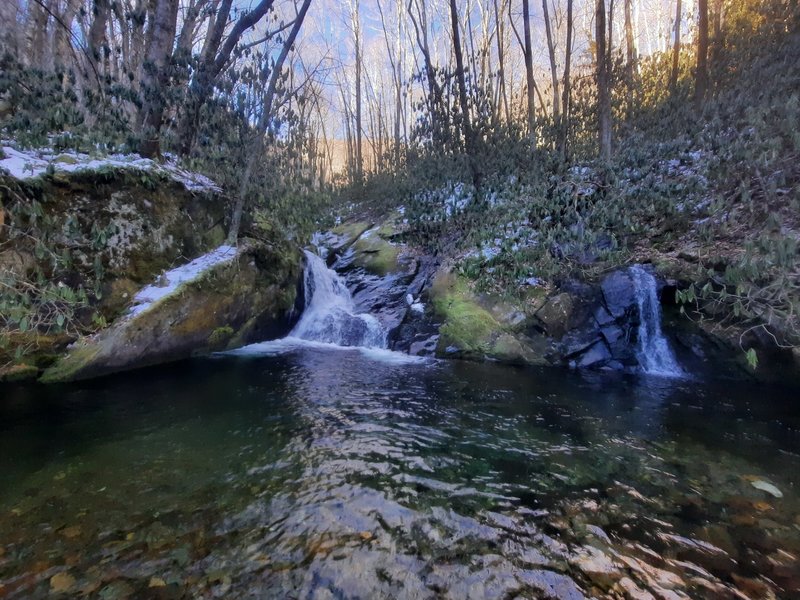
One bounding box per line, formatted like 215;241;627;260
750;480;783;498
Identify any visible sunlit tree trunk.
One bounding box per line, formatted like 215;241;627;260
670;0;682;90
624;0;637;115
695;0;709;110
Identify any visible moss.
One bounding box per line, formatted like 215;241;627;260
353;229;401;275
208;326;235;349
430;272;500;355
0;363;39;382
206;224;227;248
40;343;101;383
332;221;372;247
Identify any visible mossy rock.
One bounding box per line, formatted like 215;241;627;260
353;231;401;275
0;363;40;382
331;222;372;248
41;238;302;383
489;333;550;366
429;271;501;357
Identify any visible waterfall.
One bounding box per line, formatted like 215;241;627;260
629;265;683;377
291;251;387;348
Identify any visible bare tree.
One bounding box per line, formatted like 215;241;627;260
449;0;481;187
521;0;537;145
695;0;709;110
670;0;682;89
352;0;364;183
228;0;314;242
596;0;612;161
176;0;277;155
560;0;573;159
623;0;636;114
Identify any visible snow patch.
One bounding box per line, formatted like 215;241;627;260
0;145;221;192
128;245;237;316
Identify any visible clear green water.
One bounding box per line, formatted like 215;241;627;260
1;346;799;598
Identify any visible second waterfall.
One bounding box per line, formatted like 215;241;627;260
290;250;387;348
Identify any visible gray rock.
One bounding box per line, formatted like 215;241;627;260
601;270;636;319
577;342;612;368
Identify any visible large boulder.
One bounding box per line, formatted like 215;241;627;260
41;240;302;382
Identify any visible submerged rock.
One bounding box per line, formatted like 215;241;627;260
41;239;302;382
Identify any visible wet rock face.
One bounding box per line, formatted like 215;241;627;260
41;240;302;382
526;270;644;371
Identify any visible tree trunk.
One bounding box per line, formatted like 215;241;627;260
695;0;709;110
449;0;480;187
493;0;510;124
407;0;443;142
522;0;536;146
87;0;110;77
176;0;276;156
560;0;573;160
624;0;636;115
541;0;560;123
138;0;179;159
596;0;612;161
353;0;363;184
227;0;313;243
670;0;682;89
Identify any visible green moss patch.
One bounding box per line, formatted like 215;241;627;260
39;343;101;383
332;222;372;247
430;272;500;355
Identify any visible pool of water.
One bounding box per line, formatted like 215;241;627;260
1;347;799;598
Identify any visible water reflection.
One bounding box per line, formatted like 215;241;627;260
0;348;798;598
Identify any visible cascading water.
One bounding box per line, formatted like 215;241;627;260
629;265;683;377
291;251;387;348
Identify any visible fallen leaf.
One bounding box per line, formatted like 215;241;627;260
148;577;167;588
50;572;75;593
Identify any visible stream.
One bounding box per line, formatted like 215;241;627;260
1;347;799;598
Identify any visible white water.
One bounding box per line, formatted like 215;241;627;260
630;265;683;377
290;251;387;348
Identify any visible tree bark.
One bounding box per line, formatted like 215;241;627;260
624;0;636;115
138;0;179;158
560;0;573;160
541;0;560;123
522;0;536;146
449;0;480;187
596;0;612;161
695;0;709;110
670;0;682;89
353;0;364;183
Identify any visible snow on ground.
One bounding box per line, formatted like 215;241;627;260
0;145;221;192
128;245;237;317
